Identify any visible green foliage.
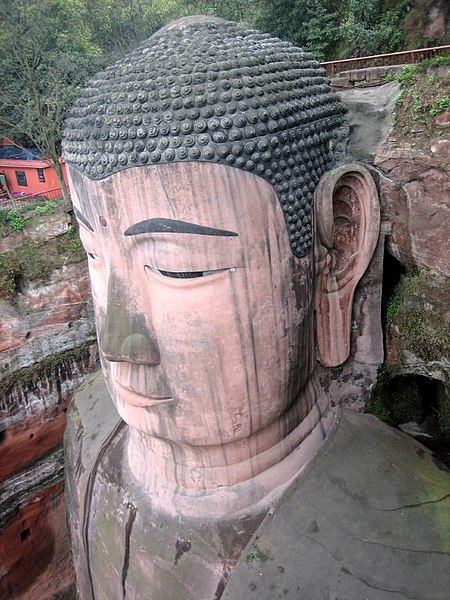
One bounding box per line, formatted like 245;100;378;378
394;62;450;140
386;293;400;328
339;0;408;58
397;65;416;87
8;211;26;232
255;0;340;60
412;93;424;113
34;201;56;216
0;0;106;196
414;55;450;73
428;96;450;117
1;209;27;232
81;0;184;55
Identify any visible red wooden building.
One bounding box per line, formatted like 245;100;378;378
0;158;68;197
0;140;68;200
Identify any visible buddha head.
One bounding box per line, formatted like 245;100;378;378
63;17;379;484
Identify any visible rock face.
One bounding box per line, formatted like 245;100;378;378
340;67;450;448
375;142;450;277
338;82;400;164
0;205;97;599
385;271;450;381
424;0;448;40
371;67;450;428
1;262;95;373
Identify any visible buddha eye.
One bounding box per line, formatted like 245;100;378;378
158;269;208;279
88;252;101;261
146;265;236;280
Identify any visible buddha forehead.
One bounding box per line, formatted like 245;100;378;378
63;16;349;257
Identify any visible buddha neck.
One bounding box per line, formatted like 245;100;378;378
126;372;336;517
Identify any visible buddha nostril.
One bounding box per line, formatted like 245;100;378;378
121;333;161;365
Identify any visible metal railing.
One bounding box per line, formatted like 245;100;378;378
0;187;64;210
321;44;450;76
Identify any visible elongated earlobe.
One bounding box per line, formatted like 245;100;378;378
314;163;380;367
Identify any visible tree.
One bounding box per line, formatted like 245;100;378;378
0;0;105;201
339;0;407;57
255;0;340;61
181;0;263;24
82;0;181;56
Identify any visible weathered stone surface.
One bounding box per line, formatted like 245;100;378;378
435;110;450;126
424;0;448;39
0;261;95;373
431;137;450;157
374;142;450;276
385;271;450;383
338;82;400;163
1;339;97;414
332;65;404;89
224;410;450;600
0;411;66;483
0;210;70;253
0;202;97;599
0;480;74;599
0;335;97;599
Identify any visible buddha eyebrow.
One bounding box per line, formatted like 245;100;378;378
73;206;94;232
124;218;238;237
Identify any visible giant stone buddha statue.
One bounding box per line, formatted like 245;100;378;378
63;16;450;600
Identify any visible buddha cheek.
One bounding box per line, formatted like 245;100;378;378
147;271;255;445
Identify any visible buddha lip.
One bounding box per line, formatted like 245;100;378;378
114;380;173;407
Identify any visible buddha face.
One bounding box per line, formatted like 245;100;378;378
69;161;316;447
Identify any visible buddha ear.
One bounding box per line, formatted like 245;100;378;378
314;163;380;367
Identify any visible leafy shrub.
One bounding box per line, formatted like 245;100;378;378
7;209;26;231
397;66;415;87
34;200;56;216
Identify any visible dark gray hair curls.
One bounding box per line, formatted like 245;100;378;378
63;16;349;257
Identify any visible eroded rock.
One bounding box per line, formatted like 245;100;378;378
375;142;450;276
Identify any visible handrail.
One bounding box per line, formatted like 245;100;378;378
0;188;65;210
20;187;64;201
321;44;450;76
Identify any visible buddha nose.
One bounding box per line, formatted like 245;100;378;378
99;277;161;365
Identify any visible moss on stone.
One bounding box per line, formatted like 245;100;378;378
365;366;425;426
372;269;450;440
0;225;85;298
387;270;450;362
0;341;96;401
437;383;450;437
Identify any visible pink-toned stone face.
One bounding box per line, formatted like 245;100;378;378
69;162;315;447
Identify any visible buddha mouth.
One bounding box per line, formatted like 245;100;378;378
113;379;173;407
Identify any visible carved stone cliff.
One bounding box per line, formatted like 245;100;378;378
340;63;450;451
0;203;98;599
